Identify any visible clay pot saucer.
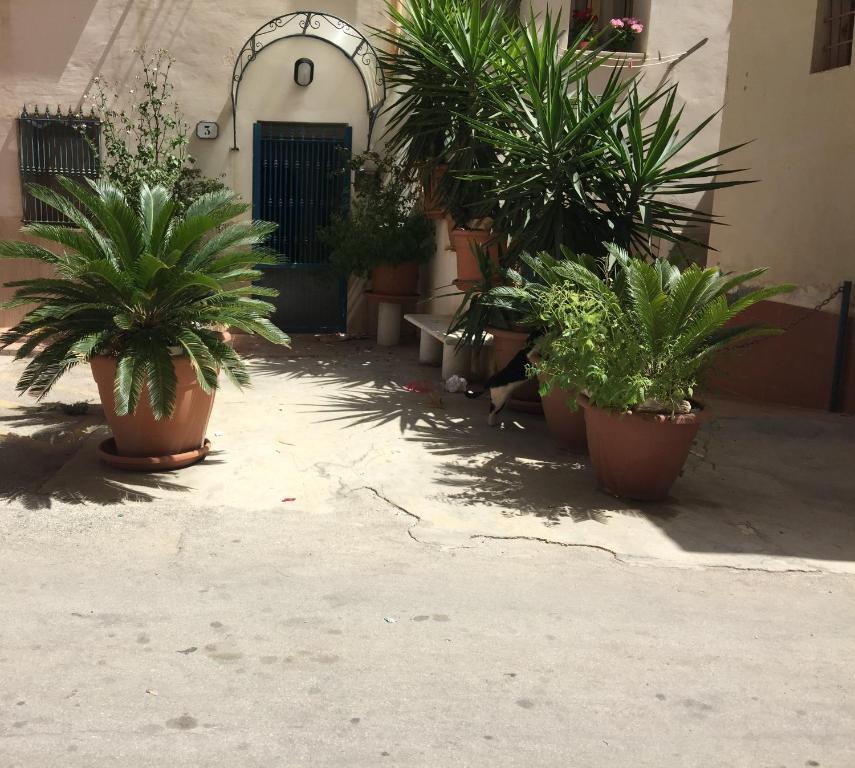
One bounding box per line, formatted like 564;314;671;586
97;438;211;472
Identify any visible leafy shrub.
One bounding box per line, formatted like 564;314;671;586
514;248;794;413
87;48;227;212
174;168;229;215
318;152;434;277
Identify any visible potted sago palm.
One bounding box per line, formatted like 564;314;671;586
531;247;793;500
0;177;290;470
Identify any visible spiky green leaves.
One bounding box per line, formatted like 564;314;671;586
1;178;290;418
521;249;794;413
435;8;754;259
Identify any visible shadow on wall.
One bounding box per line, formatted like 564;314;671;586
0;0;100;80
670;188;715;267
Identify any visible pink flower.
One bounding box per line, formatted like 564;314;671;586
631;23;643;33
610;18;624;28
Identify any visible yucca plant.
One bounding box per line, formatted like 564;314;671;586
518;247;794;413
466;8;751;260
376;0;518;223
0;177;290;420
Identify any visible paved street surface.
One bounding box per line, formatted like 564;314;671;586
1;336;853;767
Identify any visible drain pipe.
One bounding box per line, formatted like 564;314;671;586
829;280;852;412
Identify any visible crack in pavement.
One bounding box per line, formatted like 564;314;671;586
470;534;833;574
356;489;837;574
355;486;436;547
470;534;622;561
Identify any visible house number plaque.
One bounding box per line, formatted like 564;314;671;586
196;121;219;139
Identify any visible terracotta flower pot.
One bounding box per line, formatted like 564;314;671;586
371;262;419;296
423;164;448;220
450;228;501;284
488;327;541;412
581;397;705;501
540;382;587;453
91;355;216;461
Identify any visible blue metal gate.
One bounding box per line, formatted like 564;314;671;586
252;122;352;332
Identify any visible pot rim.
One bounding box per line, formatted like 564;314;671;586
579;394;707;425
91;350;187;360
487;325;534;339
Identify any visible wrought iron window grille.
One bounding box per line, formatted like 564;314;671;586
813;0;855;72
18;105;101;225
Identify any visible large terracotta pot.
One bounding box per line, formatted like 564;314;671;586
450;228;501;284
540;382;587;453
581;397;705;501
489;327;541;412
91;355;216;458
423;164;448;220
371;262;419;296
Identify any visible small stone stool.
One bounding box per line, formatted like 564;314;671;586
364;292;419;346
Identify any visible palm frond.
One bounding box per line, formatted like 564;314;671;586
1;177;289;419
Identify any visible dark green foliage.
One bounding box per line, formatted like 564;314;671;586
61;401;90;416
467;12;752;259
0;178;290;420
377;0;511;168
375;0;521;225
446;246;514;348
174;168;229;216
317;152;434;278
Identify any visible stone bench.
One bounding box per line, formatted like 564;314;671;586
404;313;493;379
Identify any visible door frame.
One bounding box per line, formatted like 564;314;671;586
251;121;350;333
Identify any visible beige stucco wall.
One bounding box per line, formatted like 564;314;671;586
0;0;389;328
641;0;733;260
708;0;855;311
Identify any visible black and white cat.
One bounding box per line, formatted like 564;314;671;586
466;339;540;425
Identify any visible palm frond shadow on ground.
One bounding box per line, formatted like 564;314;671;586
0;404;201;509
403;413;647;525
290;372;646;523
236;336;855;561
302;389;450;434
237;334;412;392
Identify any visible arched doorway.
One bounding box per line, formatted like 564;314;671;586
229;12;387;332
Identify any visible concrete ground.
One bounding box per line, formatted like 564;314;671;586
1;335;853;766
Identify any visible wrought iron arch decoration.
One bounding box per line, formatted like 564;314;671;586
230;12;386;150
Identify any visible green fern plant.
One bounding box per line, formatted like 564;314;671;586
521;247;794;413
0;177;290;420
